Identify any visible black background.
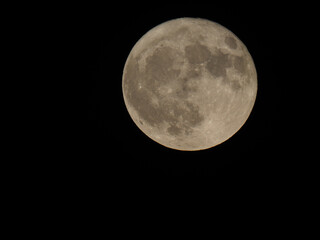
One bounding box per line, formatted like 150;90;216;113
66;2;305;183
3;2;315;234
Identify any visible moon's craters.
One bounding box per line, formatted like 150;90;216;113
163;99;204;137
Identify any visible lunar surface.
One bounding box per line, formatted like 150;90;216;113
122;18;257;151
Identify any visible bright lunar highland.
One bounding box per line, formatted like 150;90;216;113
122;18;257;151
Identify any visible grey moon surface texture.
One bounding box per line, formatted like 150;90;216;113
122;18;257;151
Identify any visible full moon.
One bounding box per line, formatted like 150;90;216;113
122;18;257;151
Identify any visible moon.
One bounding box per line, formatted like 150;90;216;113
122;18;257;151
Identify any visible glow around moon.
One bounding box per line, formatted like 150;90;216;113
122;18;257;151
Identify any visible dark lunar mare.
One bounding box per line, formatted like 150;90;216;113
124;46;204;137
184;41;250;91
224;36;237;49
